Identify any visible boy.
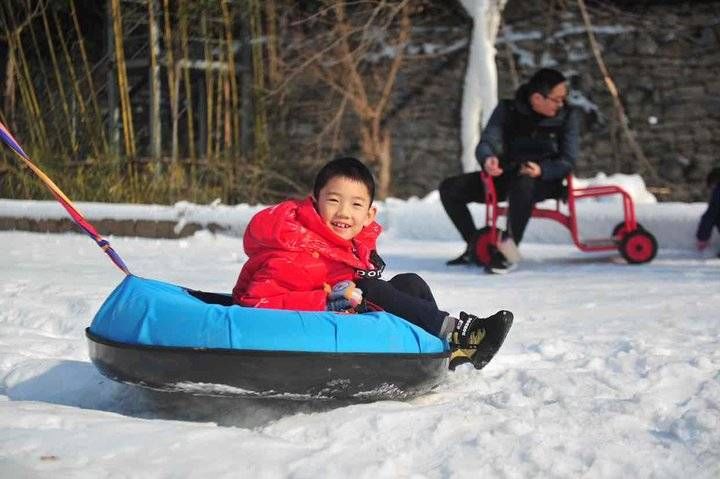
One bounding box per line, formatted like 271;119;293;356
696;166;720;257
233;157;513;370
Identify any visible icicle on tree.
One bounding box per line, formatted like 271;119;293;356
459;0;507;173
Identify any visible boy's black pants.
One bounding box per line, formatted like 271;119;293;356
439;171;564;245
356;273;448;337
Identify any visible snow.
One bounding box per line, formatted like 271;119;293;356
1;176;719;478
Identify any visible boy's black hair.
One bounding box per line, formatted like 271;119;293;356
707;166;720;187
313;157;376;202
526;68;567;97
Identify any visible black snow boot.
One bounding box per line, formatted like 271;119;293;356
449;310;513;370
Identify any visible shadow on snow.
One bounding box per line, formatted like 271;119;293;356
6;360;350;428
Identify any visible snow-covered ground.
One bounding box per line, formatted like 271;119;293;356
1;178;719;478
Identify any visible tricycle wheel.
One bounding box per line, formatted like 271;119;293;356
612;221;646;241
619;229;658;264
472;227;500;267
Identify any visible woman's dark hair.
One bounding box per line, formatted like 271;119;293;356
707;166;720;187
526;68;567;96
313;157;376;202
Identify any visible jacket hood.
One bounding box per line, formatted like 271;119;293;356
243;197;381;259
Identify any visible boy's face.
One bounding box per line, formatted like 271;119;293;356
315;176;376;241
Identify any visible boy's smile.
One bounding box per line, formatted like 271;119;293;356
316;176;377;241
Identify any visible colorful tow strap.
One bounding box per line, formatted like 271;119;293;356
0;120;130;275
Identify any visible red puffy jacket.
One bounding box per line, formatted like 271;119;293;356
232;197;382;310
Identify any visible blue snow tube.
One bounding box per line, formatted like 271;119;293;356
87;275;449;400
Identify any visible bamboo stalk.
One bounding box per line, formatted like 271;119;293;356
162;0;179;161
223;65;231;152
51;6;102;160
202;11;214;160
40;5;75;152
1;0;45;132
104;0;119;153
264;0;280;88
220;0;240;153
69;0;108;150
179;0;196;160
110;0;136;158
9;37;42;148
26;9;56;118
2;48;17;127
148;0;162;159
13;29;48;150
249;0;269;168
215;57;225;159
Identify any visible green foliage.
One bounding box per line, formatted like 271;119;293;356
0;147;299;206
0;1;415;205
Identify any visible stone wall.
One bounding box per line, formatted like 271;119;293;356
498;0;720;201
373;1;720;201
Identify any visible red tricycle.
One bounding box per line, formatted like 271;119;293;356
472;172;658;266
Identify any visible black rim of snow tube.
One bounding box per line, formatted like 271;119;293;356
86;329;449;401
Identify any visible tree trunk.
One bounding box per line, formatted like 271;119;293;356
360;116;392;200
376;129;392;200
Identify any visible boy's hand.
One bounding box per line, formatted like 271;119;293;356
327;280;363;311
697;240;709;251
